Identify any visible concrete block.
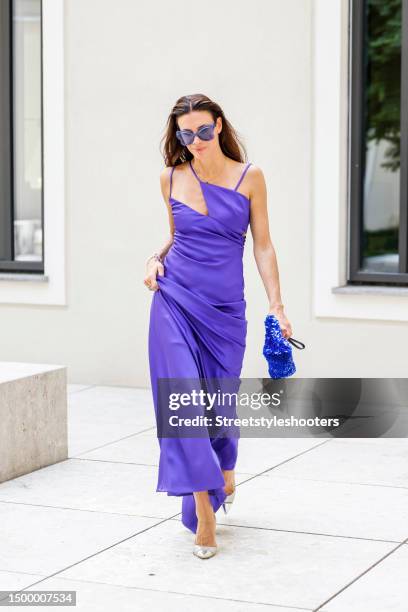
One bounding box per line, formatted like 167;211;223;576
0;362;67;483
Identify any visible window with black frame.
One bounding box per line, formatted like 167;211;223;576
349;0;408;285
0;0;43;274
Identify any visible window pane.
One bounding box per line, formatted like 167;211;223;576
361;0;401;274
12;0;42;262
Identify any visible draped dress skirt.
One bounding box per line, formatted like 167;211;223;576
148;160;251;533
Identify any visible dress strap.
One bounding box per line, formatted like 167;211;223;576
188;159;201;183
169;166;176;198
234;162;252;191
190;158;252;190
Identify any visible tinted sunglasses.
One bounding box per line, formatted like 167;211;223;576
175;122;216;146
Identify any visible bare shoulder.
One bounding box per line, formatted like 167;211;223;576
159;165;177;201
160;162;188;187
245;163;266;199
159;166;173;190
246;163;265;181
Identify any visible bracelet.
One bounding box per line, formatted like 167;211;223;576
270;303;284;311
146;252;163;266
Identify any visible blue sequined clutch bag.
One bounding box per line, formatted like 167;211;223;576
263;314;306;379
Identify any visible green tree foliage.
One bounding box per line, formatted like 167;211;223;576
365;0;401;171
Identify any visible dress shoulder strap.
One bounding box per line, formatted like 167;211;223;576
234;162;252;191
169;166;176;198
189;159;201;183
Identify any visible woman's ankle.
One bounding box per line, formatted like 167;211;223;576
196;507;216;525
195;514;216;546
193;491;213;517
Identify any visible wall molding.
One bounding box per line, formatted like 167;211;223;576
313;0;408;322
0;0;65;306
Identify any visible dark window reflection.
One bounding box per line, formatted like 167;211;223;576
361;0;401;274
12;0;43;263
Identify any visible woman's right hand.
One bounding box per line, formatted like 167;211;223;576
144;258;164;292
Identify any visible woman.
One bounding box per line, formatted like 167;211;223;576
145;93;292;559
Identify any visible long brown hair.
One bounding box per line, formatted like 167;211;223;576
160;93;247;167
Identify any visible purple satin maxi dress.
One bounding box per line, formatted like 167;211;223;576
148;159;252;534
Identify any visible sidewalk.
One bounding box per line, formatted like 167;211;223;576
0;384;407;611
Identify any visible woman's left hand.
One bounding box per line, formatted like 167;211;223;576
268;308;293;339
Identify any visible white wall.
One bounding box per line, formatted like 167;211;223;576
0;0;406;385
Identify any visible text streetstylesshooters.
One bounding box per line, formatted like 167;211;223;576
168;415;341;428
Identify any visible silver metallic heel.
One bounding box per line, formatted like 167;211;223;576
194;513;217;559
222;488;236;514
193;544;218;559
